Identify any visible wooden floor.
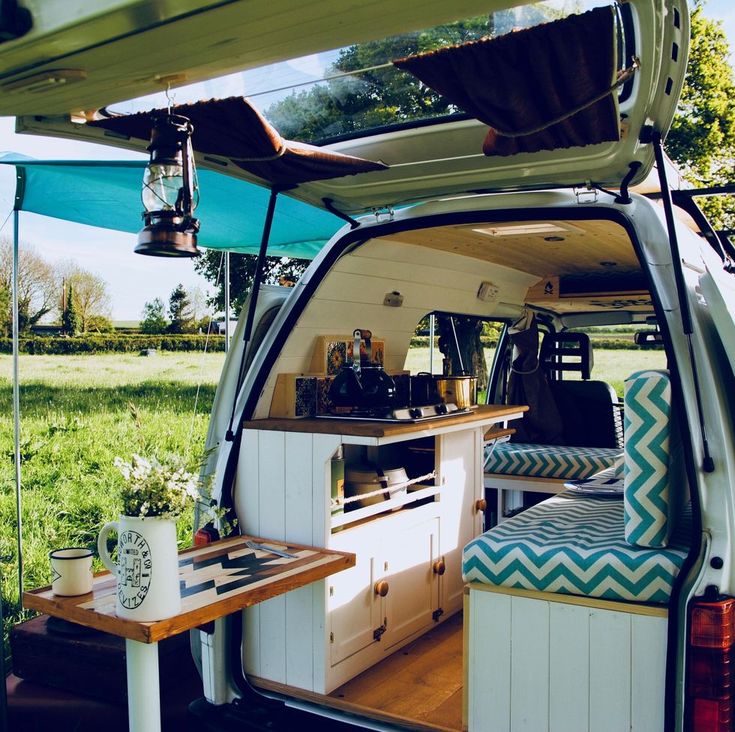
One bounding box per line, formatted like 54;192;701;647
329;613;464;731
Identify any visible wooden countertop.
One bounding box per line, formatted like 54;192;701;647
24;535;354;644
244;404;527;439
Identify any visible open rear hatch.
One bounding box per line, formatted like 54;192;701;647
8;0;688;216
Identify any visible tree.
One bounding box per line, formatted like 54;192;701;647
0;237;60;335
667;6;735;230
140;298;168;334
193;252;308;316
59;264;113;333
61;282;80;335
168;284;196;334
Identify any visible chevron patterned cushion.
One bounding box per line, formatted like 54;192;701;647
485;442;621;480
463;492;691;603
624;370;672;548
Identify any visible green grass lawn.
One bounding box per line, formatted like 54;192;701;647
0;352;226;642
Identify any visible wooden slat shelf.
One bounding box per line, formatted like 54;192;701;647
23;535;355;644
244;404;527;440
483;426;516;442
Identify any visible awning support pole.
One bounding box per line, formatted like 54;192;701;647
225;187;280;441
652;130;714;473
224;252;231;352
12;208;24;597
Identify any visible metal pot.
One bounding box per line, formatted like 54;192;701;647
434;374;477;409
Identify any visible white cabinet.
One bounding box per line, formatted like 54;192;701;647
236;406;521;694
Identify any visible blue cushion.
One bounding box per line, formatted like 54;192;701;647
485;442;621;480
624;370;672;548
463;492;690;604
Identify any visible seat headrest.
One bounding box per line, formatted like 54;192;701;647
540;332;593;380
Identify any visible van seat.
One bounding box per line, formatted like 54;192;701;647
463;492;691;604
484;441;621;481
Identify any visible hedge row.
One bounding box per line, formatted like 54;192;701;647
0;334;226;355
409;336;660;350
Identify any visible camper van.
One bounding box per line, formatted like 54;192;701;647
3;0;735;730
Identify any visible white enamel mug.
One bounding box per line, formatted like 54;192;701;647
97;515;181;621
49;547;94;596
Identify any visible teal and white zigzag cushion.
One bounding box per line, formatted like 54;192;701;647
485;442;621;480
463;492;690;604
624;370;672;548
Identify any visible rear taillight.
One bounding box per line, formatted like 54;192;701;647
687;597;735;731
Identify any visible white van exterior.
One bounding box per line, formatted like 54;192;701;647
4;0;735;730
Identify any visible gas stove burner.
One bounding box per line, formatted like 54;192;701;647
321;402;470;423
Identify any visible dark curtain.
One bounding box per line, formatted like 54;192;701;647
394;6;620;157
90;97;387;185
507;313;564;444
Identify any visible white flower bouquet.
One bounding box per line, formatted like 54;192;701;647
114;454;200;520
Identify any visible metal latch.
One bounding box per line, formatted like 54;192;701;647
373;624;387;641
371;206;395;223
432;608;444;622
574;186;598;205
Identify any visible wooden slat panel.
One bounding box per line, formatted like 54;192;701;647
257;431;287;681
285;432;315;690
549;603;589;732
510;596;549;732
589;610;631;732
631;614;667;731
470;590;511;732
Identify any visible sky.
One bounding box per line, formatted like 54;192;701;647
0;0;734;321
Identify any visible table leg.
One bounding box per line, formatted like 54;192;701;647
125;639;161;732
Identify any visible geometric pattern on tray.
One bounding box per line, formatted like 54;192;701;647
624;369;672;548
463;492;691;604
484;442;622;480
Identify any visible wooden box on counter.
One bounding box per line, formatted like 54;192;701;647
309;335;385;376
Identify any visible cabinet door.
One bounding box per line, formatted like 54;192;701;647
438;429;482;613
328;534;381;666
383;516;440;648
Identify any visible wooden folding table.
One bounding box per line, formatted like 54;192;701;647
24;534;355;732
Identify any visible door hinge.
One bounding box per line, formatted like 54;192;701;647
330;632;334;644
574;186;598;205
432;607;444;622
373;624;387;641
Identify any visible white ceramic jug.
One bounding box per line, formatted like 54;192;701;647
97;515;181;621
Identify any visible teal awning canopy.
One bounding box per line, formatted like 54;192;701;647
0;153;342;258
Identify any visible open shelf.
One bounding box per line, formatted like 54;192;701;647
331;484;440;529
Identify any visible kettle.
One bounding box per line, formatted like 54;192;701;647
328;329;396;410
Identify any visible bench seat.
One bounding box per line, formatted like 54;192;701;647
463;492;690;604
485;441;622;480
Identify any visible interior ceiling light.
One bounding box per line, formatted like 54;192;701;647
472;222;584;237
136;113;200;257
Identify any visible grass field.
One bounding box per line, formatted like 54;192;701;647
0;353;226;642
0;347;665;647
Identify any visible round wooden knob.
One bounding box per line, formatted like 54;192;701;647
475;498;487;513
433;559;446;576
374;580;390;597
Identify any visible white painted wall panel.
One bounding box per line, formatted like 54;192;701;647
467;588;668;732
631;614;667;731
549;602;589;732
589;609;631;732
470;590;511;732
510;596;550;732
284;432;315;690
240;431;260;674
